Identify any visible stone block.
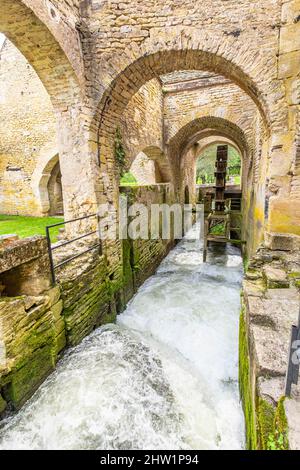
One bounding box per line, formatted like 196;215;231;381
244;281;299;377
47;286;61;306
0;235;19;248
264;232;298;251
6;345;55;408
258;376;285;404
0;237;49;273
51;300;64;321
281;0;300;23
263;265;290;288
268;198;300;237
280;24;300;53
278;51;300;78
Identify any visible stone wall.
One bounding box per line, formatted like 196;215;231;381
164;79;257;151
240;234;300;449
0;236;65;413
119;78;164;170
0;0;298;250
120;184;175;292
268;0;300;237
0;39;57;216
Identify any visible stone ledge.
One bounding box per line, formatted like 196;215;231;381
0;237;48;274
245;286;299;377
265;232;300;252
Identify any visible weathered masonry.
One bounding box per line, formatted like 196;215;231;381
0;0;300;449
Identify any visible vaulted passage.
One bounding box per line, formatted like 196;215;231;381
0;225;244;450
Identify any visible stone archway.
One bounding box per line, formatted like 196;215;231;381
129;152;156;185
93;32;284;133
168;116;251;193
0;1;96;222
47;161;64;216
126;146;173;186
194;137;242;189
142;146;172;184
32;152;64;216
91;42;273;215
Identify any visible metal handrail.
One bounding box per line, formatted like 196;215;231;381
285;307;300;397
46;213;102;284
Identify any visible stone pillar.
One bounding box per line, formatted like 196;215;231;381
268;0;300;236
56;108;99;221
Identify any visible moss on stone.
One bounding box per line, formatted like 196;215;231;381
257;398;275;449
274;397;289;450
243;256;250;273
0;394;7;414
288;272;300;279
6;345;54;408
239;308;257;450
258;397;289;450
267;280;290;289
239;305;290;451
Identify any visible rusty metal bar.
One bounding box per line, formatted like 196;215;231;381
46;213;101;284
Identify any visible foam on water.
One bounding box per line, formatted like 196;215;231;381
0;225;245;450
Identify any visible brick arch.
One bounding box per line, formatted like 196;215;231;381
182;135;243;191
0;0;81;108
93;28;287;136
194;137;242;164
167;116;250;197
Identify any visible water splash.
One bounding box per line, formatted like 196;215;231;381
0;225;245;450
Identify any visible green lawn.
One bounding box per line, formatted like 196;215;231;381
0;215;64;243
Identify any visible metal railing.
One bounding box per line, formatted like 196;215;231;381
285;307;300;397
46;213;102;284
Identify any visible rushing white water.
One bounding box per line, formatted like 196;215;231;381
0;225;245;450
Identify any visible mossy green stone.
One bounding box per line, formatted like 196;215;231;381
239;309;257;449
0;394;7;414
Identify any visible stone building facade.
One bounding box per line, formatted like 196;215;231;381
0;0;298;240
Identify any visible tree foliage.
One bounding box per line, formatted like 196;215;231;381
196;144;241;184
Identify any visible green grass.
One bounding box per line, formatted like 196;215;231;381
0;215;64;243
